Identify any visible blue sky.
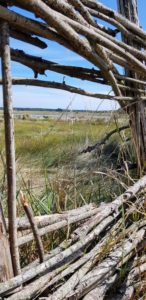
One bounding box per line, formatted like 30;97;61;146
0;0;145;110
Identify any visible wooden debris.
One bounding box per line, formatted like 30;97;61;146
0;175;146;298
0;199;13;282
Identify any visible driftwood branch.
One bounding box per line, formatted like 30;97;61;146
0;78;145;102
1;175;146;296
10;30;47;49
20;191;44;263
5;203;96;231
81;125;130;153
18;207;100;246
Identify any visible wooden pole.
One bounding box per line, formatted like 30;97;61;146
0;199;13;282
1;21;20;275
117;0;146;173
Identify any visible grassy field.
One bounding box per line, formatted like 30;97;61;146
0;110;134;265
0;110;131;215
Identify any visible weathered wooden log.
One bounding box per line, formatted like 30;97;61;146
1;21;20;276
45;218;146;300
0;215;114;296
6;241;105;299
12;0;146;69
0;46;142;81
6;211;125;300
15;217;146;300
116;74;146;86
5;203;96;231
83;274;118;300
8;0;146;100
1;180;146;298
10;30;47;48
0;5;71;49
0;4;119;96
126;262;146;286
19;174;146;245
67;228;145;299
117;0;146;172
18;207;103;246
22;238;73;273
81;0;146;39
0;48;104;82
0;200;13;282
7;203;96;230
1;78;145;102
0;78;116;100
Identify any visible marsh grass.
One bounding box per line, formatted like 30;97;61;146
0;113;132;210
0;111;135;265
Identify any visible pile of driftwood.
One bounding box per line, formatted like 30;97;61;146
1;176;146;299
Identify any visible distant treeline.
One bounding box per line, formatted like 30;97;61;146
0;107;122;113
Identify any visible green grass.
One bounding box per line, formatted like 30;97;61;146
0;112;132;214
0;118;113;167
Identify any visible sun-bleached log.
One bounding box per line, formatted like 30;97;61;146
40;224;146;300
0;199;13;282
0;48;105;82
46;218;146;300
11;1;121;98
5;203;96;230
6;241;107;300
81;0;146;39
0;46;142;81
0;2;116;94
67;229;145;299
6;266;64;300
12;0;146;66
14;174;146;247
7;0;118;37
1;78;146;102
83;274;118;300
22;238;73;273
16;0;146;76
18;207;100;246
1;21;20;276
116;74;146;85
1;175;146;297
6;0;139;99
0;77;113;99
5;0;146;41
86;6;146;48
0;215;114;296
0;168;146;297
0;5;71;49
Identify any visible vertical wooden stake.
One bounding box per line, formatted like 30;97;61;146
0;200;13;282
117;0;146;173
1;21;20;275
20;191;44;263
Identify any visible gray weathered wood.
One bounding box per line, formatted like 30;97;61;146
0;201;13;282
117;0;146;172
1;21;20;275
